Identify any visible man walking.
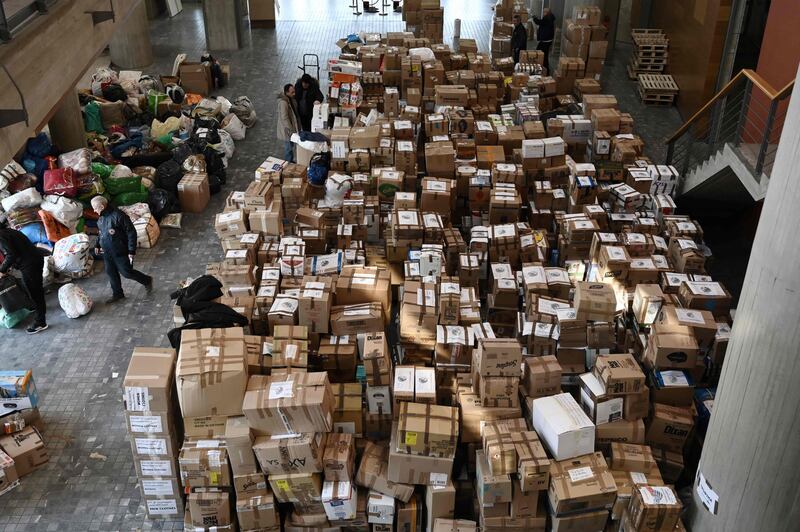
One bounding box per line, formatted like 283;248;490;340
91;196;153;304
511;14;528;65
277;84;301;163
533;7;556;74
0;227;47;334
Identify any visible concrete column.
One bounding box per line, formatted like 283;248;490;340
109;1;153;69
202;0;243;51
48;92;86;152
688;65;800;530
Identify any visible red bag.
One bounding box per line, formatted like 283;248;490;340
43;167;77;197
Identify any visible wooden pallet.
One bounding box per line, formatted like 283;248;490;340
637;73;678;104
638;90;676;105
634;49;669;58
631;56;668;66
631;28;664;36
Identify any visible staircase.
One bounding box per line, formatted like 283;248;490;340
666;69;793;201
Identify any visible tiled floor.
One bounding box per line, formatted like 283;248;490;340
0;1;682;529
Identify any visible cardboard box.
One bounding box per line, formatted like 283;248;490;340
610;468;664;520
593;353;645;396
355;441;415;502
522;355;562;398
475;338;523;377
186;491;230;528
646;404;693;453
644;324;699;370
550;510;608;531
145;496;184;519
476;449;512;504
178;441;232;489
579;372;623;425
531;393;594;461
322;481;358;521
225;416;258;476
515;431;551;492
333;382;365;435
330;303;385;336
433;519;478;532
123;347;176;412
388;422;455;485
323;432;355;481
233;472;268;496
396;402;459;458
0;426;47;477
176;328;247;418
179;62;212;95
367;490;395;524
269;472;322;503
177;172;210;213
426;481;456;530
610;443;656;473
335;267;392;318
628;485;682;531
0;449;19;496
252;433;324;474
242;373;334;435
548;452;617;516
595;420;646;451
573;282;617;321
298;276;334;334
236;492;278;530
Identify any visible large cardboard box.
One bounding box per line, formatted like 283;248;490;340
179;62;212;95
242;373;334;435
355;441;414;502
395;402;459;458
176;328;248;418
573;282;618;321
252;433;324;474
335;267;392;319
644;324;699;370
187;491;230;528
123;347;176;412
610;442;656;473
0;426;47;477
475;338;523;377
387;422;455;485
548;452;617;516
330;303;385;336
177;172;210;213
531;393;594;461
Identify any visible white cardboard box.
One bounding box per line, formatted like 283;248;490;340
579;372;623;425
531;393;595;460
367;490;395;524
322;481;357;521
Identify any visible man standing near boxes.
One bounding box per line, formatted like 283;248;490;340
277;84;301;163
511;14;528;65
533;7;556;74
91;196;153;304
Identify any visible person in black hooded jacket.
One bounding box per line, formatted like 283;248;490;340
294;73;325;132
511;14;528;65
533;8;556;74
0;227;47;334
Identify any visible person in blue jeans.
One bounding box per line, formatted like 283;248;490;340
276;84;300;163
91;196;153;304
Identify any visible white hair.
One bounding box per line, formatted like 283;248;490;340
91;196;109;209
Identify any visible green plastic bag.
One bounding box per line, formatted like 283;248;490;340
148;89;168;115
0;308;33;329
155;133;175;150
113;187;148;206
84;101;105;134
92;162;113;179
75;218;85;233
104;175;142;196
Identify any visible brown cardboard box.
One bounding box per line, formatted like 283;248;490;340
433;519;478;532
610;443;656;473
298;276;334;334
458;388;521;443
513;431;551;492
657;305;717;351
574;282;618;322
0;450;19;496
475;338;523;377
609;468;664;520
644;324;699;370
426;481;456;530
253;432;324;474
323;432;355;482
236;491;278;530
522;355;562;398
595;420;646;452
550;510;608;531
476;448;513;504
349;125;381;149
186;491;230;527
479;375;519;408
318;335;358;382
482;425;517;476
177;172;210;213
624;386;650;421
593;354;645;396
628;485;682;531
178;442;232;489
355;441;414;502
175;328;247;418
179;62;212;95
125;411;174;436
396;402;459;458
646;404;693;452
233;472;268;497
362;331;392;386
387;422;455;485
242;372;334;435
510;483;539;517
0;426;47;478
269;472;322;503
214;210;249;239
335;267;392;318
547;452;617;515
333;383;364;436
123;347;176;413
330;303;385;336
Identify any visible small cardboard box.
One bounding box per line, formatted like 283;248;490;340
646;404;693;453
514;431;551;492
323;433;355;482
628;485;682;531
242;372;334;435
610;442;656;473
322;481;358;521
475;338;523;377
531;393;594;461
355;441;414;502
367;490;395;524
426;481;456;530
186;491;229;527
236;491;278;530
123;347;176;412
396;402;459;458
579;372;623;425
0;449;19;496
476;449;512;504
268;472;322;503
387;421;455;485
252;433;324;474
593;353;645;396
522;355;562;398
573;282;618;322
178;441;231;489
547;452;617;516
177;172;210;213
333;383;364;436
433;519;478;532
644;324;699;370
330;303;385;336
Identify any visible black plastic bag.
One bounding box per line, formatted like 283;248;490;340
154;159;183;193
148;188;180;221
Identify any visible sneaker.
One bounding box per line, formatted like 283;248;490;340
26;324;48;334
105;295;125;304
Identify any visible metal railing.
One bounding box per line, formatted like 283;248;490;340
665;69;794;190
0;0;58;42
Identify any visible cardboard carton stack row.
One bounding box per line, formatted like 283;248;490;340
124;10;734;529
560;4;609;82
0;370;49;499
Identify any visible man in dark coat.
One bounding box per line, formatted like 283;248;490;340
294;73;325;132
0;227;47;333
533;7;556;74
91;196;152;304
511;14;528;65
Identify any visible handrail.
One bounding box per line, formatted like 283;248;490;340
667;69;794;143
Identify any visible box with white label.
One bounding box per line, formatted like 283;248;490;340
367;490;396;524
123;347;177;413
141;477;182;500
130;435;180;459
548;452;617;516
321;481;358;521
579;373;623;425
144;495;185;519
532;393;595;461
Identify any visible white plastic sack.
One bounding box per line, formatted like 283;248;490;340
53;233;93;278
324;173;354;207
42;256;56;286
221;113;246;141
180;114;194;136
58;283;93;318
409;47;436;62
40;195;83;231
217;96;233;116
1;187;42;212
110;164;134;179
133;213;160;249
216;130;235;159
119;202;151;222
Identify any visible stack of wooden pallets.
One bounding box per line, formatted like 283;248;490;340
628;29;669;79
637;73;679;105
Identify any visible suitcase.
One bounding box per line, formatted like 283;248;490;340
43;168;77;197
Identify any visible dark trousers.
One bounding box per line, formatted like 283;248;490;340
104;254;151;298
20;260;45;325
537;41;552;75
513;47;524;64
